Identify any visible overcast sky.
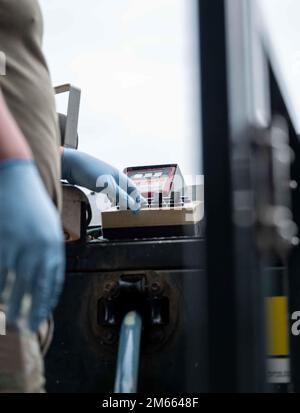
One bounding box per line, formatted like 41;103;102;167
257;0;300;132
40;0;200;179
39;0;300;180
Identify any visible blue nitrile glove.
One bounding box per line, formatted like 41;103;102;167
0;159;65;332
61;148;144;212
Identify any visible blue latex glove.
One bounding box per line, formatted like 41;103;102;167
0;159;65;331
61;148;144;212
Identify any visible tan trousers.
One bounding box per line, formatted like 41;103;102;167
0;328;45;393
0;307;53;393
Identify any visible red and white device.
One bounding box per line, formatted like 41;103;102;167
101;164;204;240
125;164;184;198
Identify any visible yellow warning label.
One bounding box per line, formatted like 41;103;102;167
266;296;289;357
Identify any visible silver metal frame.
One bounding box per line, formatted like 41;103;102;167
54;83;81;149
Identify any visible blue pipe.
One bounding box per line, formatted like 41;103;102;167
114;311;142;393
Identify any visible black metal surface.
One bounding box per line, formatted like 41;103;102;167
98;274;169;327
102;223;203;240
199;0;237;392
199;0;267;392
45;268;208;393
66;237;205;272
46;226;208;393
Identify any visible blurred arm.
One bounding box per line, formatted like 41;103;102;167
0;91;32;160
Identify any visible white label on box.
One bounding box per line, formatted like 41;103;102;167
266;358;290;384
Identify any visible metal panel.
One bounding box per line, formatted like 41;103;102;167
66;238;205;273
199;0;268;392
45;269;208;393
54;83;81;149
199;0;236;392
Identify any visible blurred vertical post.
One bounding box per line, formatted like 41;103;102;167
199;0;269;392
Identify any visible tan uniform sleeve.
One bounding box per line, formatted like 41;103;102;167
0;0;61;209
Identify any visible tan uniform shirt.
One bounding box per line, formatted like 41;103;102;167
0;0;61;207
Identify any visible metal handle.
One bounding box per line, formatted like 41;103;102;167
114;311;142;393
54;83;81;149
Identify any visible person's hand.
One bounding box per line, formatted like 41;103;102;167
0;160;65;332
61;148;145;212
